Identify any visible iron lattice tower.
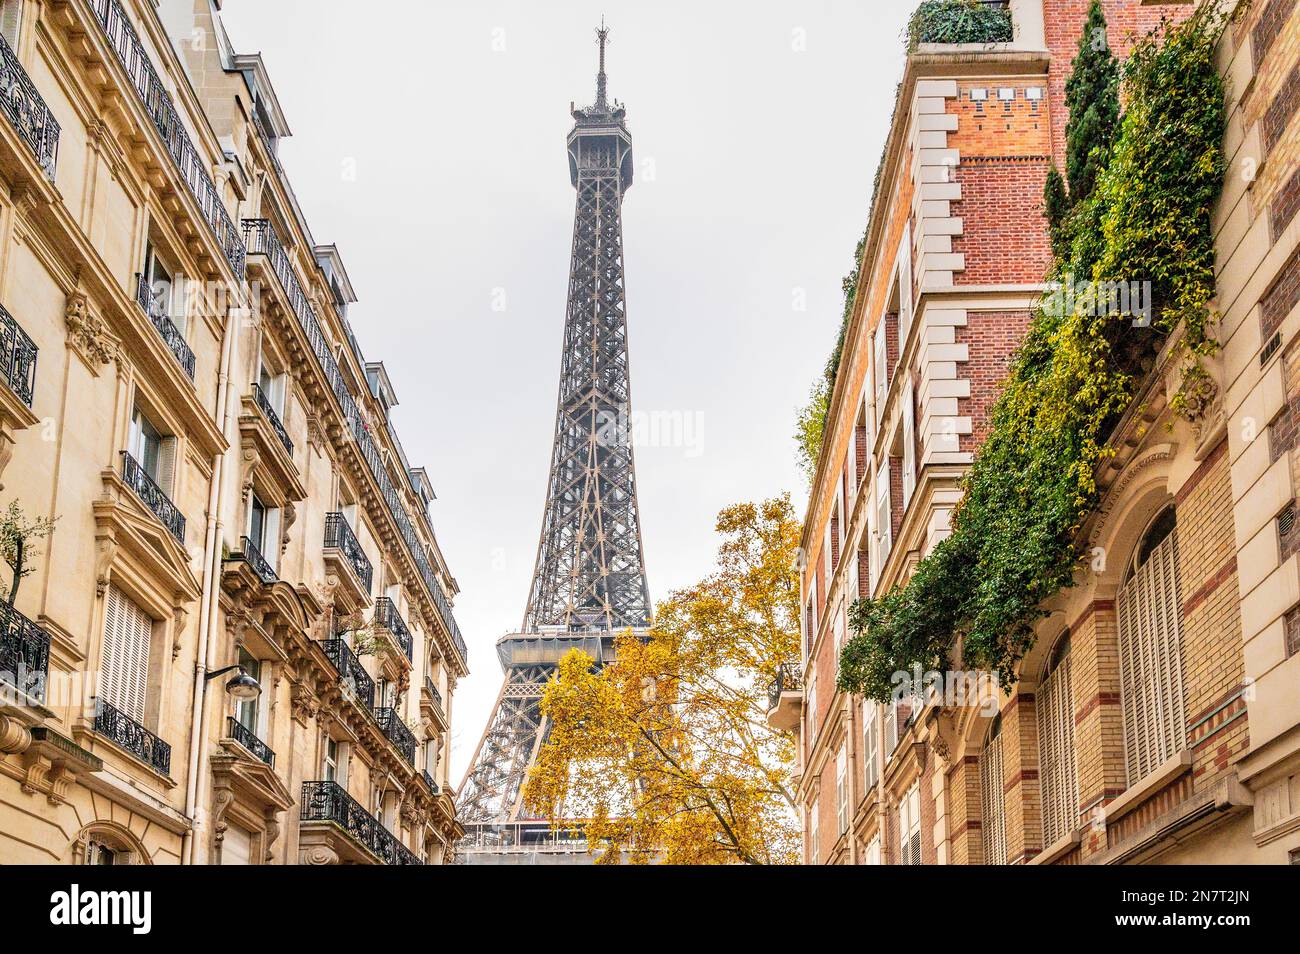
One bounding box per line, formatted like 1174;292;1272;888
457;25;651;863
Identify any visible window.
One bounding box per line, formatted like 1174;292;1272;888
129;405;176;493
969;87;988;102
980;715;1008;865
895;230;912;350
322;737;341;783
85;840;117;866
836;747;849;834
884;693;912;759
221;823;253;865
862;702;880;792
258;357;287;416
101;584;153;723
143;242;186;333
901;376;916;508
997;87;1016;102
897;783;921;865
247;493;279;571
0;0;21;48
874;465;892;583
873;319;888;428
1038;633;1079;846
235;648;262;734
864;834;881;865
1025;86;1044;102
1117;508;1187;784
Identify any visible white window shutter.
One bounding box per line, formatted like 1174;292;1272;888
897;230;913;349
980;729;1007;865
1037;653;1079;846
873;320;888;428
264;507;281;573
902;377;916;508
1117;528;1187;784
102;584;152;723
156;435;177;497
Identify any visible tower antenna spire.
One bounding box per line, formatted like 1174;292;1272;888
595;18;610;109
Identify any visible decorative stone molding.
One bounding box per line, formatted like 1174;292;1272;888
64;292;120;370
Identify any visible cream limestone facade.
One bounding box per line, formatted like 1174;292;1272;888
0;0;467;864
792;0;1300;867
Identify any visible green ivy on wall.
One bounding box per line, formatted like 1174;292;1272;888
838;5;1231;702
906;0;1014;50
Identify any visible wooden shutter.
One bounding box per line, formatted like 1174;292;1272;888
884;699;898;756
836;747;848;833
899;784;921;865
980;729;1008;865
102;584;152;722
1117;528;1187;784
156;435;177;496
863;702;879;791
902;377;916;508
897;231;913;349
873;320;888;426
1037;654;1079;845
875;465;892;577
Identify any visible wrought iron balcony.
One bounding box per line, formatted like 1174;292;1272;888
0;32;59;179
226;716;274;766
231;535;276;584
251;382;292;455
242;216;466;670
424;676;443;711
422;770;440;795
0;303;36;408
375;707;416;764
373;597;412;660
320;637;375;710
121;451;185;545
91;0;245;275
92;698;171;775
767;662;804;713
0;598;49;703
323;512;372;592
300;780;422;865
134;274;195;379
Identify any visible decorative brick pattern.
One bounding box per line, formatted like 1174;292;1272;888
1260;242;1300;341
1252;0;1297;71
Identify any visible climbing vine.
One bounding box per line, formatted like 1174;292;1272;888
839;6;1231;701
906;0;1014;50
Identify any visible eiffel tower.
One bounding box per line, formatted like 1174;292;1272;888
457;23;652;863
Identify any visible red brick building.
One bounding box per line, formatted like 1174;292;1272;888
786;0;1300;866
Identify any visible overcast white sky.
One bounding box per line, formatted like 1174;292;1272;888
219;0;911;781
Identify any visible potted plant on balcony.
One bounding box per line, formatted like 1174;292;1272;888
0;501;56;604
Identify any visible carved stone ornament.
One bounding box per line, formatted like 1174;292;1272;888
65;292;120;368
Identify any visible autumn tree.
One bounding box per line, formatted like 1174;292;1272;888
523;496;803;864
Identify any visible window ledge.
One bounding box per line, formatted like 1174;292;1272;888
1028;827;1082;865
1104;749;1193;823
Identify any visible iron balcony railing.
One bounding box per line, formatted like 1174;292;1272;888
251;382;292;455
0;32;59;179
324;512;372;592
121;451;185;545
320;637;374;711
422;770;440;795
300;780;421;865
227;716;274;766
92;698;171;775
134;274;195;379
767;661;805;713
375;707;416;764
90;0;245;276
232;535;276;584
423;676;443;711
0;303;37;408
243;218;466;668
374;597;412;660
0;598;50;703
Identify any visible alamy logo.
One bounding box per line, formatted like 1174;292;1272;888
49;884;152;935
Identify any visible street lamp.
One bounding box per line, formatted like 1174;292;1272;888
204;664;262;701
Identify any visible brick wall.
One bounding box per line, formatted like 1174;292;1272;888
950;162;1053;284
955;309;1033;452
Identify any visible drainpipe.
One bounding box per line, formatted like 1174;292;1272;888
180;283;242;864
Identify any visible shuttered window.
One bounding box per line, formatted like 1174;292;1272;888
0;1;21;47
873;320;888;427
864;834;881;865
862;702;880;792
898;783;921;865
875;465;892;582
1117;510;1187;785
222;824;253;865
1037;635;1079;846
980;716;1008;865
901;377;916;508
897;229;913;349
101;584;152;723
836;746;849;833
808;802;819;865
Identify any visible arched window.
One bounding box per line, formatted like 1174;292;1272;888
1037;632;1079;845
73;823;149;865
1117;507;1187;784
980;714;1007;865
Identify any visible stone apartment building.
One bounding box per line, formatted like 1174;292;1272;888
0;0;466;864
786;0;1300;865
